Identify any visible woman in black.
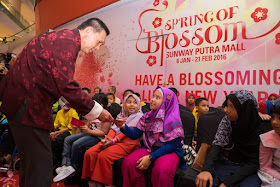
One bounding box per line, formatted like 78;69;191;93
196;90;271;187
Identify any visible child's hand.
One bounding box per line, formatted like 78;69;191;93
84;120;90;126
80;125;91;134
49;131;57;137
136;155;152;170
101;136;112;149
114;119;126;128
258;112;271;121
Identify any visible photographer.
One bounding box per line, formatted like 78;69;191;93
0;60;8;82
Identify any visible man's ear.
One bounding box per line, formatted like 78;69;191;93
83;26;93;35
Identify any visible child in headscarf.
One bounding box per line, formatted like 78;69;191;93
196;90;266;187
258;100;280;187
268;93;279;103
81;94;143;187
186;93;196;112
116;86;186;187
257;93;278;117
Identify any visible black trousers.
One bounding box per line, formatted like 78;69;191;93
8;100;52;187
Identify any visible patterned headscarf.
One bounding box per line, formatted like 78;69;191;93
111;94;143;135
136;86;184;152
213;90;261;147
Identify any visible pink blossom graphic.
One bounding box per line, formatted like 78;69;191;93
166;94;171;100
275;33;280;45
153;0;159;6
251;7;268;22
146;56;157;66
162;0;168;6
152;17;162;28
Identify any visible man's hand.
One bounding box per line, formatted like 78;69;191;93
98;109;114;122
196;171;213;187
136;155;152;170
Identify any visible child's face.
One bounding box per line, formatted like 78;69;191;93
0;62;5;71
225;99;238;121
271;113;280;134
269;96;277;102
125;96;139;114
150;90;163;110
107;95;114;104
196;100;209;115
83;90;90;95
94;89;100;95
123;91;133;100
187;95;195;105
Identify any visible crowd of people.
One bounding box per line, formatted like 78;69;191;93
3;82;279;187
0;17;279;187
49;87;280;187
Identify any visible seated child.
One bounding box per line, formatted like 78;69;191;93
123;89;134;101
53;93;111;183
81;94;143;186
117;86;186;187
193;97;209;138
120;89;134;107
107;93;116;106
93;87;101;95
258;100;280;186
186;93;196;112
82;87;91;96
268;93;279;103
196;90;264;187
51;96;79;169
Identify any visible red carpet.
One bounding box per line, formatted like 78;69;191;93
0;172;78;187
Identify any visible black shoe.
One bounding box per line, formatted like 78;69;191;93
64;175;80;185
79;179;89;187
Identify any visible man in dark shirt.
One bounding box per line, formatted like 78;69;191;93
0;18;113;186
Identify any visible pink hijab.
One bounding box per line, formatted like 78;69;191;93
268;93;279;101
